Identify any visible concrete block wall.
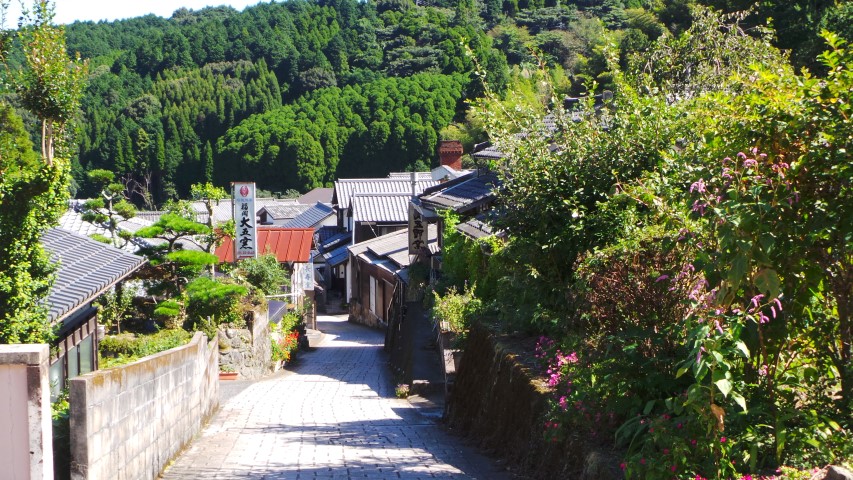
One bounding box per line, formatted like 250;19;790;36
68;332;219;480
0;344;53;480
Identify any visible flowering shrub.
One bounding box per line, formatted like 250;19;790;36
271;330;299;363
460;11;851;479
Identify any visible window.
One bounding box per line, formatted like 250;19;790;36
79;334;94;375
67;345;79;379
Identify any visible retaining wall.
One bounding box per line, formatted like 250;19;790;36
219;307;272;379
68;332;219;480
445;324;621;480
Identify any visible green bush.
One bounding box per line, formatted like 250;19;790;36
238;254;289;295
99;329;191;368
184;277;253;338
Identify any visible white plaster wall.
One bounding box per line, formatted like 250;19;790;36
0;365;29;480
0;344;52;480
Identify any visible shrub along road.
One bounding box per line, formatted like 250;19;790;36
160;314;515;479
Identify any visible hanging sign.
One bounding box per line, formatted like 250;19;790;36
408;202;426;254
232;182;257;260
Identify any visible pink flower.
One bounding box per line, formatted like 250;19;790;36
640;458;646;465
671;465;677;472
663;448;670;455
690;179;707;193
749;294;765;311
720;436;727;443
620;463;626;471
656;274;670;282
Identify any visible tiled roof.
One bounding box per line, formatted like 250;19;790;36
351;193;412;223
420;172;500;214
58;209;153;252
387;172;434;180
456;213;496;239
323;243;351;267
284;202;334;228
41;228;145;323
316;231;350;254
315;227;347;248
472;143;505;160
215;227;314;263
332;178;439;211
191;198;299;225
297;187;334;205
134;211;167;223
259;203;313;221
348;224;438;270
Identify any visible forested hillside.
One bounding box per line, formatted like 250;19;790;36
60;0;850;204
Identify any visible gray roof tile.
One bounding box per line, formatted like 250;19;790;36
41;228;145;323
323;244;351;267
420;172;500;213
191;198;300;225
351;193;412;223
258;203;313;221
348;225;437;270
284;203;334;228
333;178;439;211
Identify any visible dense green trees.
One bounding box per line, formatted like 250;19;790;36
49;0;853;205
0;1;86;343
217;73;464;188
439;6;852;477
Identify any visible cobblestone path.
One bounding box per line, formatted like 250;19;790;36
160;315;513;480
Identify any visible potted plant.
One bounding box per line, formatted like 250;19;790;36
219;364;238;380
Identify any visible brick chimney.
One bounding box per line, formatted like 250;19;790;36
438;140;463;171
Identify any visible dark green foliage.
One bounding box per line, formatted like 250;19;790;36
217;73;465;188
185;277;251;338
238;254;289;296
0;1;85;344
54;0;850;202
0;101;67;344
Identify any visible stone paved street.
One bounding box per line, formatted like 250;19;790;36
160;314;514;480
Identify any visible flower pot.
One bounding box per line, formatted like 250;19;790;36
219;371;238;380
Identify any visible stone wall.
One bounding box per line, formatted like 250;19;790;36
68;332;219;480
348;301;385;329
445;324;621;480
0;344;53;480
218;306;272;379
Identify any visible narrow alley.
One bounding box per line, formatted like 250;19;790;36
159;314;514;480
